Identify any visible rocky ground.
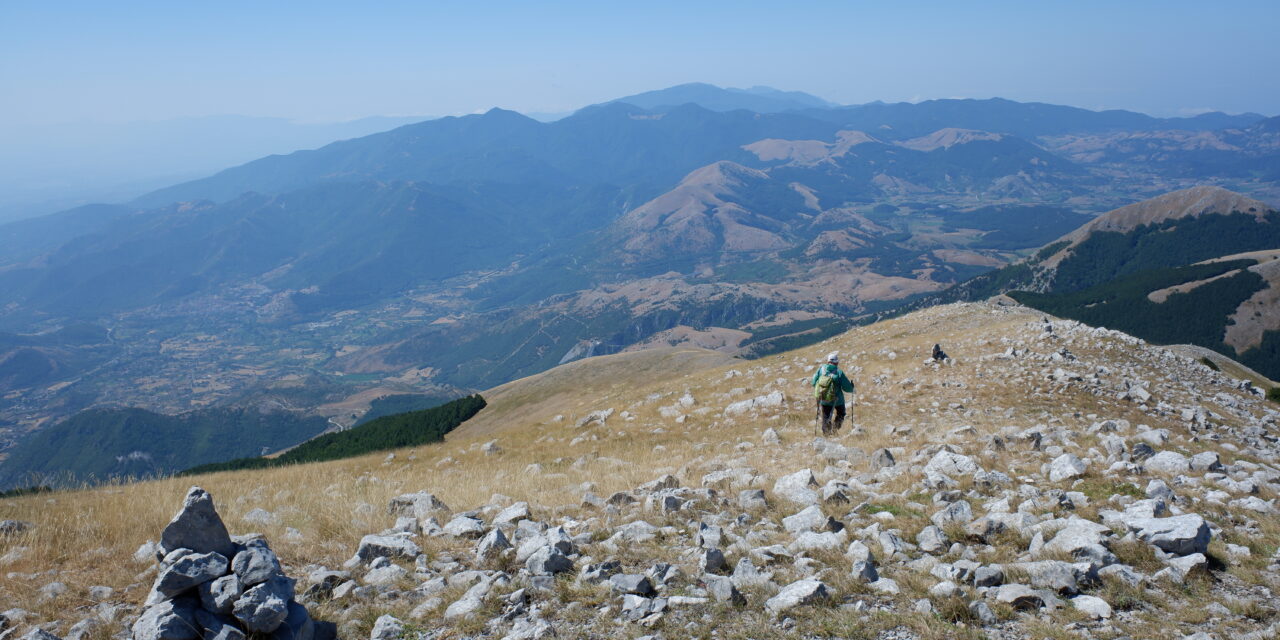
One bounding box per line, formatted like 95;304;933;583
1;302;1278;640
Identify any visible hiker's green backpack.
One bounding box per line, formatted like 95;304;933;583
815;367;839;404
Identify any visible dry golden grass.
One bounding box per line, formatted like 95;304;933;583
2;302;1278;638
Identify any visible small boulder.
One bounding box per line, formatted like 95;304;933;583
764;579;830;615
1048;454;1087;482
773;469;820;505
1071;594;1112;619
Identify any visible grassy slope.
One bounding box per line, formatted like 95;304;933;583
1;303;1277;639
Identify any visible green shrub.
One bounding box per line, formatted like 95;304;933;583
1268;387;1280;403
182;394;486;475
1200;357;1221;371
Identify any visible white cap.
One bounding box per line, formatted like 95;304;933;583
826;352;839;364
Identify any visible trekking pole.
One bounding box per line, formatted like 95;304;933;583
813;400;819;439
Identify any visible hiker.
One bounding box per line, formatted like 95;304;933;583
811;352;854;436
931;343;949;362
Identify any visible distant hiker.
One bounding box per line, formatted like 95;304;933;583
811;352;854;436
931;343;949;362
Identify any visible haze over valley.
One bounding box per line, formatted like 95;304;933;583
2;82;1280;485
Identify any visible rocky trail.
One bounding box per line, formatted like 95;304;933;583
1;302;1279;640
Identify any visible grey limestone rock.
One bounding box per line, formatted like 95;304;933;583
1126;514;1211;556
387;492;451;520
700;548;730;575
930;500;974;528
232;544;281;586
738;489;768;510
1048;454;1088;482
18;630;62;640
492;502;530;527
0;520;31;536
696;523;723;548
1010;560;1081;594
1071;594;1113;619
916;525;949;554
923;451;979;485
851;560;878;583
764;579;830;615
355;534;420;563
1190;451;1222;472
269;601;313;640
1145;451;1191;475
150;552;230;604
369;615;404;640
194;609;246;640
782;505;828;534
443;515;487;539
772;469;819;506
994;584;1043;610
609;574;655;596
475;528;513;562
703;574;745;605
198;574;243;615
525;546;573;575
232;576;293;634
161;487;236;559
871;448;895;468
974;565;1004;587
132;597;201;640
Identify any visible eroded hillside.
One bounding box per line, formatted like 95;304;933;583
1;302;1279;640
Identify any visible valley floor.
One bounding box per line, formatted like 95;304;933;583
1;302;1279;640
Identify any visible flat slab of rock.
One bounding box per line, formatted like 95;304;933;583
150;552;229;604
356;534;421;562
764;579;830;614
1126;514;1211;556
923;451;978;481
994;584;1043;610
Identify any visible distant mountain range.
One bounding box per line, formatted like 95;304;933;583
603;82;838;113
1;84;1278;488
0;115;432;224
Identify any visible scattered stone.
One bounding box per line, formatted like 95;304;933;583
1048;454;1088;482
610;574;655;597
703;575;746;605
369;614;404;640
356;534;421;562
1126;514;1211;556
738;490;768;510
0;520;32;536
764;579;830;615
1071;594;1112;619
994;584;1043;610
773;469;820;505
526;546;573;575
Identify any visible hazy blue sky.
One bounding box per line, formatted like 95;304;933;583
3;0;1278;125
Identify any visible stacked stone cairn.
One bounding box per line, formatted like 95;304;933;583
132;487;331;640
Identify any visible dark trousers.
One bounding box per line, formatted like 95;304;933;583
817;401;846;435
